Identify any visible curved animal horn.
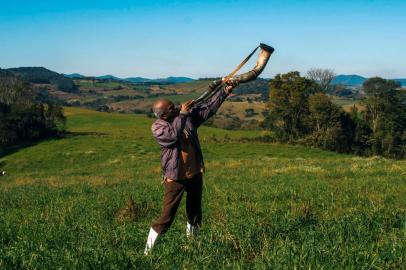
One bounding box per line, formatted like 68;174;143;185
231;43;274;83
193;43;274;105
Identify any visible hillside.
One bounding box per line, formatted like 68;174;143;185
35;76;270;129
64;73;86;79
332;74;367;86
395;78;406;86
63;72;406;87
6;67;404;131
332;74;406;87
0;107;405;269
6;67;77;93
63;74;195;84
4;67;372;130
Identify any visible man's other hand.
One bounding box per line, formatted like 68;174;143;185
224;79;239;94
180;100;194;114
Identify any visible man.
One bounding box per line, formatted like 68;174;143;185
144;79;238;255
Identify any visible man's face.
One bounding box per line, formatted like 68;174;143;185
153;99;179;121
162;102;179;121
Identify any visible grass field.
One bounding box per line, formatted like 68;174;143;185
1;107;405;269
331;96;365;113
75;80;127;90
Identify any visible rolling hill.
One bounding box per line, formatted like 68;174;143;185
70;75;196;84
64;73;86;79
332;74;406;87
96;75;123;81
7;67;77;93
394;78;406;86
331;75;367;86
124;77;152;83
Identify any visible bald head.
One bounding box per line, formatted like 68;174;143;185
152;99;175;119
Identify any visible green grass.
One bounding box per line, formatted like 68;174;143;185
1;107;405;269
331;96;360;107
76;80;132;90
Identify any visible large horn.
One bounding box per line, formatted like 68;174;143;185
231;43;274;83
193;43;274;105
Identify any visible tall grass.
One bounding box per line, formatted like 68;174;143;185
0;107;405;269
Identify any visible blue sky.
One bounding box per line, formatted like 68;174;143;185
1;0;405;78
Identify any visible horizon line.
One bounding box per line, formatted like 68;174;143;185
2;65;406;80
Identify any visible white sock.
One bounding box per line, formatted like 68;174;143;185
186;222;199;237
144;227;159;255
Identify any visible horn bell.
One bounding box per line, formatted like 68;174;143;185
232;43;274;83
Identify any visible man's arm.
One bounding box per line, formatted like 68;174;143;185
190;79;238;127
151;113;187;148
189;89;229;127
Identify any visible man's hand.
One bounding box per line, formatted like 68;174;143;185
224;79;239;94
180;100;194;114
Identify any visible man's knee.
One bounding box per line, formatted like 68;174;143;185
152;206;179;234
152;216;174;234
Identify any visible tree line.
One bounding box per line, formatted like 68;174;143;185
0;69;65;155
266;71;406;159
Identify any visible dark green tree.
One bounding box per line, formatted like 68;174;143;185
348;106;373;156
362;77;406;158
267;71;318;141
307;93;354;152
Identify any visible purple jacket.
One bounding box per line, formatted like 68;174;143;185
151;89;229;180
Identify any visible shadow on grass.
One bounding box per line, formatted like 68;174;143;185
0;131;107;158
0;141;41;158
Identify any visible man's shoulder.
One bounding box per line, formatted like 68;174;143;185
151;115;194;130
151;119;169;131
152;118;164;126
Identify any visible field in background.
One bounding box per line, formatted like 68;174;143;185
331;96;363;112
41;78;370;130
1;107;405;269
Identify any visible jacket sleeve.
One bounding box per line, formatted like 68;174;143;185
151;114;187;147
190;89;229;127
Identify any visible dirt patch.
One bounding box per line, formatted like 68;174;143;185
116;196;148;223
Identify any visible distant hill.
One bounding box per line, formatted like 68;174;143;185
394;79;406;87
332;74;406;87
122;76;194;84
37;69;406;88
332;75;367;86
8;67;64;84
91;75;194;84
7;67;78;93
64;73;86;79
96;75;123;81
64;74;195;84
153;77;195;84
124;77;151;83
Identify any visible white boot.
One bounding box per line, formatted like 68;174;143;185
186;222;200;238
144;227;159;255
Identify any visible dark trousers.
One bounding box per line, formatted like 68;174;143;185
151;173;203;234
